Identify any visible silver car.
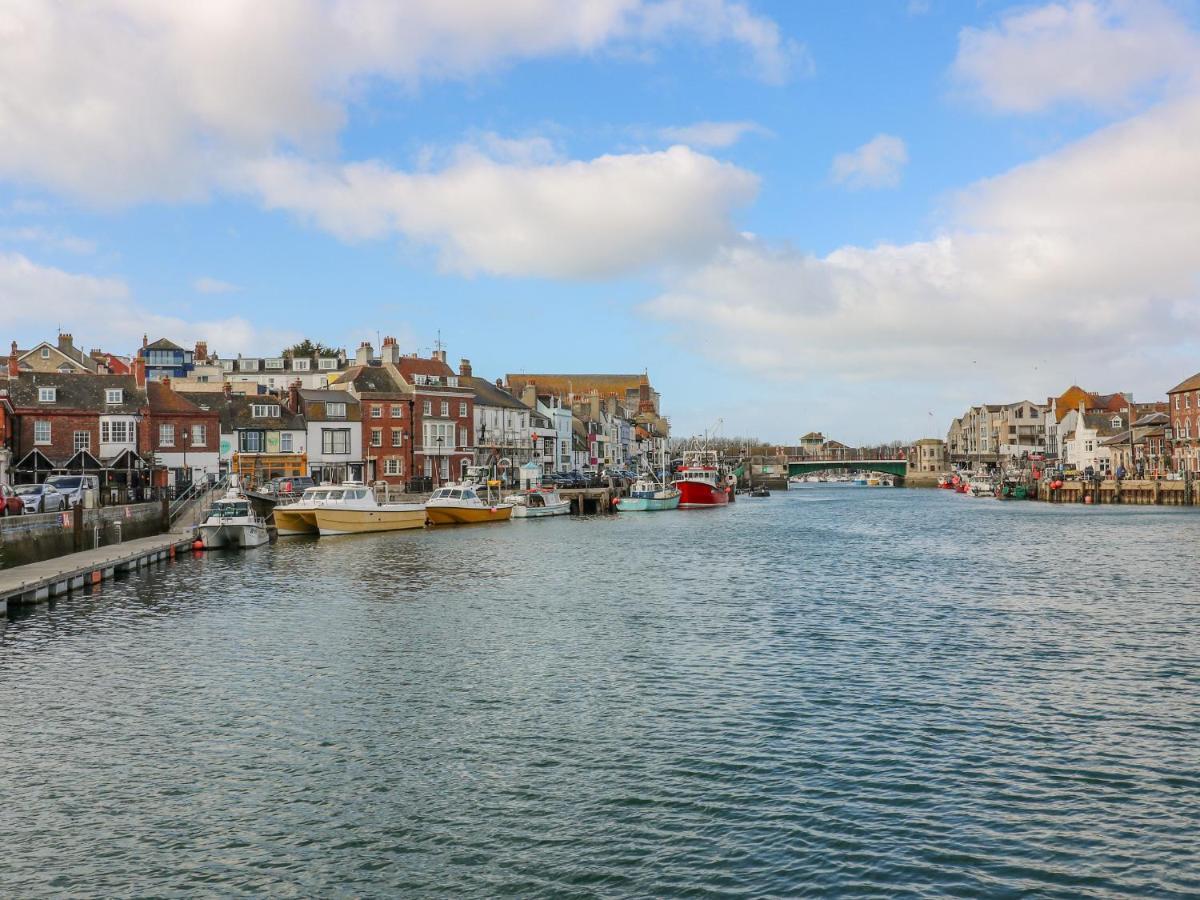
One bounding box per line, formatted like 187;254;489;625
14;483;67;514
44;474;99;507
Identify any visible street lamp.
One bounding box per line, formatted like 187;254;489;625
435;435;443;487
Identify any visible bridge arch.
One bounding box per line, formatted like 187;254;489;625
787;459;908;479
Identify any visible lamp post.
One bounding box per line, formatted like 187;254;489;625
435;435;443;487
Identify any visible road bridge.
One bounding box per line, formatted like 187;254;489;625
787;459;908;480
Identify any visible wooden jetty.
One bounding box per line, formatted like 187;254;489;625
0;532;198;612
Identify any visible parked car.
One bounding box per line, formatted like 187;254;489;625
0;484;24;517
14;483;67;514
262;476;315;497
45;474;100;507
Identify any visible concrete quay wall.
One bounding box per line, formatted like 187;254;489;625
0;502;166;570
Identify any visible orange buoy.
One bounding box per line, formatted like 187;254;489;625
192;539;203;550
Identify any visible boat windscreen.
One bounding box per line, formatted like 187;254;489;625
327;490;344;499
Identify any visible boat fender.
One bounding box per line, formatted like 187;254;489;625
192;539;203;551
611;496;619;506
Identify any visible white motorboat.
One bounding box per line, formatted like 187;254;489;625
505;486;571;518
197;488;270;549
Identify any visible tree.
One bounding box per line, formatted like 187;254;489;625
284;339;337;358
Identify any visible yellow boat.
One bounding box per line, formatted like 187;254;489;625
315;504;425;535
425;483;513;526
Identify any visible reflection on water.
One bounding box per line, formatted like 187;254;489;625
3;487;1199;897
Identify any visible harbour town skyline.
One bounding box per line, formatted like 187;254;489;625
3;2;1200;443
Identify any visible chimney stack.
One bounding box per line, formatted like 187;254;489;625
638;372;654;413
430;348;448;364
194;340;208;362
380;336;400;364
162;375;171;390
356;341;374;366
223;380;232;399
590;389;600;422
134;355;146;388
521;383;537;409
57;332;74;355
459;358;472;379
288;380;301;414
142;334;148;350
8;340;18;378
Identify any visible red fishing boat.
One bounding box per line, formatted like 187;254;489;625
674;450;732;507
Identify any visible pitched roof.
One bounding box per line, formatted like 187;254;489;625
8;372;144;413
800;431;824;441
468;376;527;410
1167;372;1200;394
332;365;408;396
394;356;455;378
147;382;216;415
505;373;647;398
1082;412;1126;437
299;388;359;403
145;337;184;352
179;391;306;431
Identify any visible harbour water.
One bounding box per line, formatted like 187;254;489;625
2;486;1198;897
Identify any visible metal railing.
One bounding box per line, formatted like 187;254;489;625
169;476;228;527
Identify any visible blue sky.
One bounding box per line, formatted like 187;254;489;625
3;0;1200;443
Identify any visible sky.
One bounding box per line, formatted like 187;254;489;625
2;0;1200;444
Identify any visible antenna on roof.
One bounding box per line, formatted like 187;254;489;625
434;330;444;354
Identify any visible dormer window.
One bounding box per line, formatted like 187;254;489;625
251;404;281;418
318;358;337;371
38;387;56;403
105;389;123;404
447;376;458;388
292;358;310;372
241;358;260;371
1111;416;1122;429
266;358;284;370
325;401;346;419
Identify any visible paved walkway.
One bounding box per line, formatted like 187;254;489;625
0;531;195;605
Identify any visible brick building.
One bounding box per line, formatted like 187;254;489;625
393;349;474;486
1167;372;1200;472
145;379;221;484
332;340;416;487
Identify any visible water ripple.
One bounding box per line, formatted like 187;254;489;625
2;487;1199;897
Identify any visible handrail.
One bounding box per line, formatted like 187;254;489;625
169;475;228;526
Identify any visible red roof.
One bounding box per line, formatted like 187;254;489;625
394;356;455;379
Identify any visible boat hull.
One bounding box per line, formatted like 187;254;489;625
511;502;571;518
274;507;318;536
616;493;681;511
315;507;426;535
198;523;270;549
425;505;513;526
675;480;729;508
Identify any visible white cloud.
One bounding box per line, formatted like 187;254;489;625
952;0;1200;113
0;253;296;355
830;134;909;189
644;95;1200;408
0;0;799;203
657;120;769;148
246;144;759;279
193;277;243;295
0;226;96;254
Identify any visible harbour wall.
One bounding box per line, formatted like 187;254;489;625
0;502;167;570
1039;479;1192;505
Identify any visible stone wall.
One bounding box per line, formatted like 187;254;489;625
0;501;165;569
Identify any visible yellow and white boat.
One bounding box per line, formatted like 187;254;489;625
276;483;425;536
272;487;325;535
316;483;425;535
425;481;513;526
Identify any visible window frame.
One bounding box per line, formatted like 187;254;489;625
38;387;56;403
34;420;51;445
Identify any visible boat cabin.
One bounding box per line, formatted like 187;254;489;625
429;486;482;503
